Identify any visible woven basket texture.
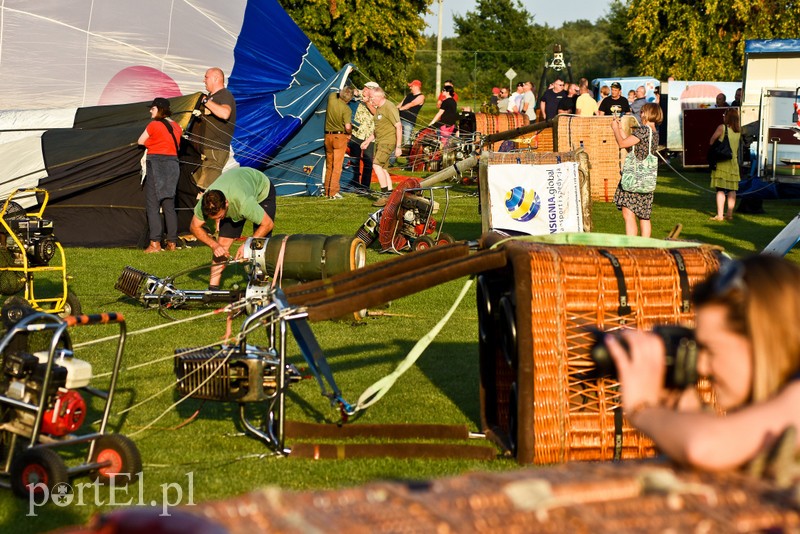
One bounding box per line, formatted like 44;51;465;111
480;239;721;464
187;461;800;533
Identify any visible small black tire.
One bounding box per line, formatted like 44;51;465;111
90;434;142;485
1;295;34;327
10;447;69;498
58;290;81;318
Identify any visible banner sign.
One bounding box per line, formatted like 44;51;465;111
487;162;583;235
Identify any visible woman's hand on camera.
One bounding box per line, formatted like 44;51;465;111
606;330;666;414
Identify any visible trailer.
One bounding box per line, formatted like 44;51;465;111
741;39;800;182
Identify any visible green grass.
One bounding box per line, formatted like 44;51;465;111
3;163;800;531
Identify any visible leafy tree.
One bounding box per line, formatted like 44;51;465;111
452;0;556;101
278;0;433;93
625;0;800;80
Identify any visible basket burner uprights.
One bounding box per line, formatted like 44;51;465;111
172;288;351;454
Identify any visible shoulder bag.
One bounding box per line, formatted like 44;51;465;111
707;125;733;169
620;127;658;194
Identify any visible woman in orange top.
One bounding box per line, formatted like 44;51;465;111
138;97;182;253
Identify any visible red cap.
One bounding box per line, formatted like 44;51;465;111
408;80;422;87
492;87;500;94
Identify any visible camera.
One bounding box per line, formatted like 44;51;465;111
588;325;699;389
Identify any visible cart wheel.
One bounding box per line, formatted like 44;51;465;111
1;296;33;327
10;447;69;498
412;236;434;251
90;434;142;484
435;233;455;246
57;290;81;318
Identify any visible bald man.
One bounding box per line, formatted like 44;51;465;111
193;67;237;190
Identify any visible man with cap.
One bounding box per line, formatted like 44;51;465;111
398;80;426;147
348;81;379;192
362;88;401;207
192;67;237;191
323;85;353;199
508;82;526;113
597;81;631;116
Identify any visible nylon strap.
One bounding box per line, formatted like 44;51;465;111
598;250;632;322
668;249;692;313
353;277;473;412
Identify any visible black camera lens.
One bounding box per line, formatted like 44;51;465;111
588;325;699;389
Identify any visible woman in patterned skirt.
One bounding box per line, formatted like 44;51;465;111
611;103;663;237
709;108;741;221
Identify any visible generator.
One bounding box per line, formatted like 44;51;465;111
0;311;140;498
0;188;80;319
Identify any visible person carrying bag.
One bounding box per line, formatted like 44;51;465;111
707;123;733;171
708;109;742;221
610;103;663;238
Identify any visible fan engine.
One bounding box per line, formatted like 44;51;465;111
1;347;91;438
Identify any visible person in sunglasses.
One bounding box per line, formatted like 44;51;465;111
605;255;800;471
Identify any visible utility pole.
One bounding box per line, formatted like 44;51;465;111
436;0;443;93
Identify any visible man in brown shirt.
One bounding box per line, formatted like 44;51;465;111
323;86;353;199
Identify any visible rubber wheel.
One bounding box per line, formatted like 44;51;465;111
413;235;434;251
10;447;69;498
476;275;495;346
436;233;455;246
58;290;81;318
1;295;33;327
90;434;142;484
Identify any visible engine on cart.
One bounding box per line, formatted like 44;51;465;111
1;202;57;267
0;347;91;438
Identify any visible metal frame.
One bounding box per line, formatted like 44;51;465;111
0;312;129;487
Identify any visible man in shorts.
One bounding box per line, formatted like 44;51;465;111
367;88;402;207
190;167;276;289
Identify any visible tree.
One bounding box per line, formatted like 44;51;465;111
452;0;555;100
278;0;432;92
625;0;800;80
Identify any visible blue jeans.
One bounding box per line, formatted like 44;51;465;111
401;119;415;146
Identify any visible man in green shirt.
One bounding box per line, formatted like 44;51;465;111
323;86;353;199
364;88;401;207
190;167;276;289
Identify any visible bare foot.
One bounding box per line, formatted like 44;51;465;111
709;216;724;221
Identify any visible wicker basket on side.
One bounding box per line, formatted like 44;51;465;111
474;112;529;151
478;234;722;465
556;115;639;202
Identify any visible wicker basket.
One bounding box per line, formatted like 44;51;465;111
182;461;800;533
556;115;638;202
479;151;593;233
477;233;722;465
473;112;529;151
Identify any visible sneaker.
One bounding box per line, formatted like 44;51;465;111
332;193;343;200
372;197;388;207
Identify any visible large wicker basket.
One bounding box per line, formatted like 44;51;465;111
477;233;722;465
556;115;638;202
473;112;529;151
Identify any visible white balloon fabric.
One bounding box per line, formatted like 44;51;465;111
0;0;246;110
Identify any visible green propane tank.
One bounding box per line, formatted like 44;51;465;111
264;234;366;281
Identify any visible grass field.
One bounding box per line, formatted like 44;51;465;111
3;159;800;531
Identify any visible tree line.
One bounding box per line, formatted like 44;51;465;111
278;0;800;102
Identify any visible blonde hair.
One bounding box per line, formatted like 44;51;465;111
693;255;800;402
640;103;663;125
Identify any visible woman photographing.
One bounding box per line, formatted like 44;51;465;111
606;255;800;471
